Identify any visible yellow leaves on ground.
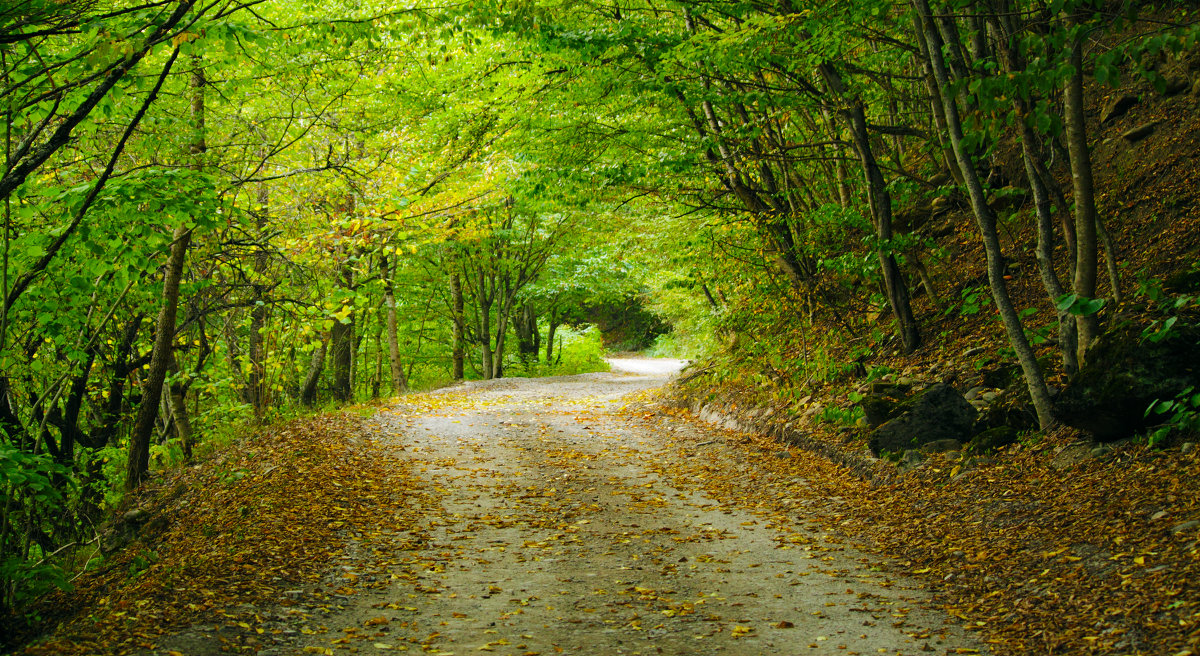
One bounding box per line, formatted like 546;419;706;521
24;413;424;656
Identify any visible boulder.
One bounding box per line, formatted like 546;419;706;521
967;426;1019;453
1056;326;1200;441
868;383;977;456
859;382;910;428
1121;121;1158;143
1100;94;1138;123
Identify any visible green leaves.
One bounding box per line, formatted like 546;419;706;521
1056;293;1106;317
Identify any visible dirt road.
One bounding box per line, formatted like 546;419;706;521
280;361;983;656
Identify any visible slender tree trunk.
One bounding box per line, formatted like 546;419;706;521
330;317;352;402
300;334;328;407
1097;216;1122;305
381;255;408;393
248;158;269;420
127;226;191;489
166;351;193;459
492;300;510;379
545;308;559;364
1063;27;1102;362
478;272;493;379
126;55;204;489
913;13;964;185
914;0;1055;429
1022;138;1079;376
331;262;354;402
451;272;464;380
991;9;1081;376
819;62;921;353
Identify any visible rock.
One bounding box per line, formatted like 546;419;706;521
868;383;977;456
1182;442;1195;454
1050;443;1095;469
981;391;999;402
1159;58;1191;95
986;186;1027;213
964;386;986;401
1100;93;1138;123
1090;444;1113;458
967;426;1019;453
869;381;911;395
899;450;924;468
1121;121;1158;143
1151;510;1168;521
978;363;1018;388
964;346;986;357
921;438;962;454
1171;520;1200;534
861;394;899;428
1056;325;1200;441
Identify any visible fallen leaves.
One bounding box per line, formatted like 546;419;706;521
22;412;424;656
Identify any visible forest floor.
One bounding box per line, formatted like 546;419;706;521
18;361;987;656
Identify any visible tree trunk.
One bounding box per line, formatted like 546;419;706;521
912;13;965;186
1063;27;1102;362
515;303;538;366
248;159;269;420
330;317;352;402
819;62;921;353
126;54;204;490
991;11;1081;376
914;0;1055;429
300;334;328;407
545;308;559;365
331;262;354;402
492;302;509;379
127;226;191;489
381;255;408;393
1022;138;1079;376
451;272;464;380
166;351;193;459
478;272;493;379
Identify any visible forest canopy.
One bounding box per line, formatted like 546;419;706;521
3;0;1200;623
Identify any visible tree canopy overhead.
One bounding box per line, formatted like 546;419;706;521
4;0;1200;627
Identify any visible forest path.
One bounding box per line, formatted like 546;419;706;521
276;361;983;656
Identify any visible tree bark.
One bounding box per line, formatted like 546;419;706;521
477;271;493;379
127;226;191;489
248;157;269;420
166;351;193;459
914;0;1055;429
300;334;328;407
545;308;559;365
126;53;204;489
451;272;464;380
819;62;921;353
990;9;1080;376
331;262;354;402
381;255;408;393
1063;26;1102;362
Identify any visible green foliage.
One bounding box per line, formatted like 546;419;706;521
946;285;992;317
1056;293;1106;317
815;405;863;427
1145;387;1200;447
0;445;74;612
515;326;610;377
